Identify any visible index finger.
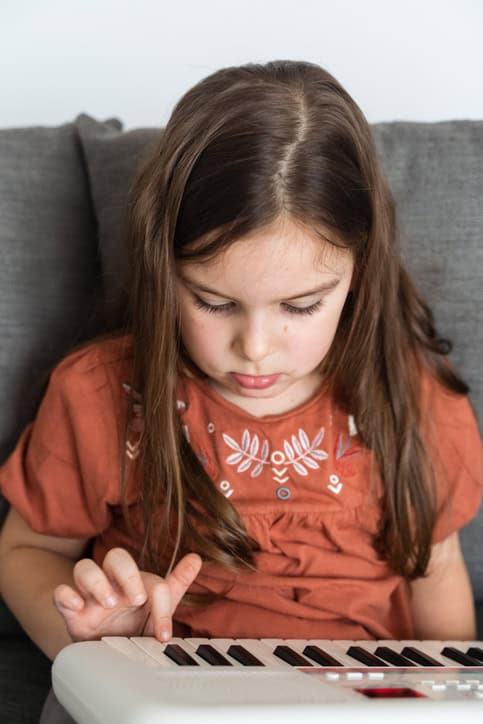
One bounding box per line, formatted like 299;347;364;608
166;553;203;609
150;553;203;642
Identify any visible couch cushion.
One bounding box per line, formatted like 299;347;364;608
371;121;483;430
75;113;161;328
0;120;114;470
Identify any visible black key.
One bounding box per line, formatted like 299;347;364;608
441;647;482;666
467;647;483;663
401;646;442;666
164;643;199;666
273;645;313;666
374;647;415;667
227;644;264;666
196;644;232;666
302;645;343;667
346;646;388;667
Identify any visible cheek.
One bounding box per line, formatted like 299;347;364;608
179;307;221;359
289;309;342;362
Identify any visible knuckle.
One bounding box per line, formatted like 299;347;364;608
73;558;92;574
103;547;127;565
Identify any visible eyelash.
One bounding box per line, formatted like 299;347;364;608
193;296;324;316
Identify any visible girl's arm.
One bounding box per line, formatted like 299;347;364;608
409;531;477;640
0;507;203;661
0;507;90;660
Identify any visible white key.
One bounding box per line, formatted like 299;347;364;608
101;636;159;667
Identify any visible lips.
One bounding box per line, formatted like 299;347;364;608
231;373;280;389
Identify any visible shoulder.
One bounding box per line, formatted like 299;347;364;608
49;333;135;399
419;365;481;442
418;365;482;541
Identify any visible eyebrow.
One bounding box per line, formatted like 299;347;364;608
179;273;341;302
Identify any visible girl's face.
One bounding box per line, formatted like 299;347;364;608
175;217;354;416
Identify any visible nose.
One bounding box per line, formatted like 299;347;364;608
232;312;275;362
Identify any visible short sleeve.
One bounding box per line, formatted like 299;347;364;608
0;354;123;537
420;372;483;544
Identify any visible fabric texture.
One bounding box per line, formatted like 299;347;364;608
0;120;114;522
1;334;481;641
75;113;161;328
371;121;483;429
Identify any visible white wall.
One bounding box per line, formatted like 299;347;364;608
1;0;482;130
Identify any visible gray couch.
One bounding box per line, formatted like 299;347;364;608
0;114;482;723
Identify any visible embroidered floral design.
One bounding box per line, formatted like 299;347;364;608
222;427;328;479
333;424;361;477
283;427;328;475
223;430;270;478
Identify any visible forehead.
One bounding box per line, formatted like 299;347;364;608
178;218;353;283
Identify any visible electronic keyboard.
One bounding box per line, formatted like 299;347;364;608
52;636;483;723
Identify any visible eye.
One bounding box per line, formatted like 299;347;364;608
193;296;323;316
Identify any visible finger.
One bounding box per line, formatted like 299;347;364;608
52;584;85;614
150;554;202;643
102;547;147;607
72;558;119;609
165;553;203;610
150;581;172;642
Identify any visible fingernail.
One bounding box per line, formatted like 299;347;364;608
161;630;171;641
132;594;146;605
105;595;117;607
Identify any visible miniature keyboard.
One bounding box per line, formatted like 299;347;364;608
52;637;483;724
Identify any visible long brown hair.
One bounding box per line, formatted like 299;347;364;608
110;60;470;582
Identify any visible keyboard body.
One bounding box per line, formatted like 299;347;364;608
52;637;483;724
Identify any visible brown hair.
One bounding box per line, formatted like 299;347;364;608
98;60;470;582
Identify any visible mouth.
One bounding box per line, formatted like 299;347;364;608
230;373;280;389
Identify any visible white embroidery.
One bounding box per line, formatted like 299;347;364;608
223;430;270;478
219;480;234;498
126;439;141;460
348;414;357;437
272;466;289;483
223;427;328;483
328;473;343;495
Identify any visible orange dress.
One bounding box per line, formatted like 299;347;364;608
1;334;481;640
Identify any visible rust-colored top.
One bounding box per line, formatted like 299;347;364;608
1;334;481;640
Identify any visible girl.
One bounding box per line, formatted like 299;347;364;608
0;60;482;721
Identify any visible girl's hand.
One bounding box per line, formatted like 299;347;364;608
52;548;202;643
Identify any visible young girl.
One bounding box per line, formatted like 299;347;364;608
0;59;482;721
